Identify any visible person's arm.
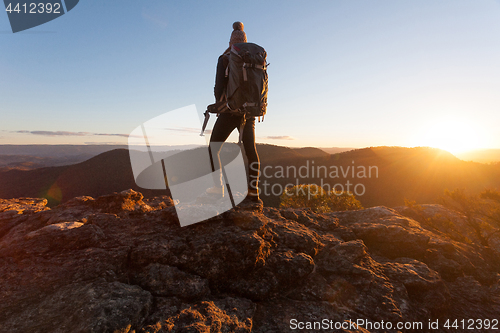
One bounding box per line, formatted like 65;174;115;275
214;54;228;102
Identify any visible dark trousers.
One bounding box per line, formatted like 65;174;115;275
209;113;260;192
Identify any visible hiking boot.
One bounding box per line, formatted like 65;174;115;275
237;196;263;210
236;188;263;210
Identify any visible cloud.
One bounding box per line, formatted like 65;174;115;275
95;133;131;138
14;130;141;138
25;131;91;136
265;136;295;140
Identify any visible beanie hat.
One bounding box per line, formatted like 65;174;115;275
229;21;247;46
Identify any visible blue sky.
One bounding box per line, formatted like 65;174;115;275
1;0;500;152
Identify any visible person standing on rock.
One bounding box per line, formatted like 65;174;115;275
206;22;263;207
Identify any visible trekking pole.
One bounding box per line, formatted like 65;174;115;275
200;110;210;136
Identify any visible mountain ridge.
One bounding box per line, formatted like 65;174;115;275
1;145;499;208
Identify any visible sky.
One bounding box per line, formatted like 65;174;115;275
1;0;500;152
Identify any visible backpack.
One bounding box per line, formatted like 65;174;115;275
225;42;268;118
201;43;268;139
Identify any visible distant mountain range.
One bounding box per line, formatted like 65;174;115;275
0;149;165;206
1;144;500;208
0;145;329;206
259;146;500;207
0;145;128;172
0;144;205;172
455;149;500;164
0;144;128;157
2;145;498;172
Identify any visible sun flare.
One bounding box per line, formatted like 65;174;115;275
416;117;484;154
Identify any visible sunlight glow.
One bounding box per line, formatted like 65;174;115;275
416;117;486;154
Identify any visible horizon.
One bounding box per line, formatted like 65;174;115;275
1;142;500;162
1;142;500;153
2;1;500;151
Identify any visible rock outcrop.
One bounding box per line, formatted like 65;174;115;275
0;190;499;332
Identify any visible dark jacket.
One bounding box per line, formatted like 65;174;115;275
214;53;229;102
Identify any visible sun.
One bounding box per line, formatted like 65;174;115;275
416;117;484;154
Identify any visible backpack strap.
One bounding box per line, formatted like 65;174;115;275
241;63;266;82
219;91;226;103
223;52;230;78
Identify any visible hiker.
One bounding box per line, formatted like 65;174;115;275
207;21;263;206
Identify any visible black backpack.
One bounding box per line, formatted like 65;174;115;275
225;42;268;118
201;43;268;139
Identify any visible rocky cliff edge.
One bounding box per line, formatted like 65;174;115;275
0;190;499;332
